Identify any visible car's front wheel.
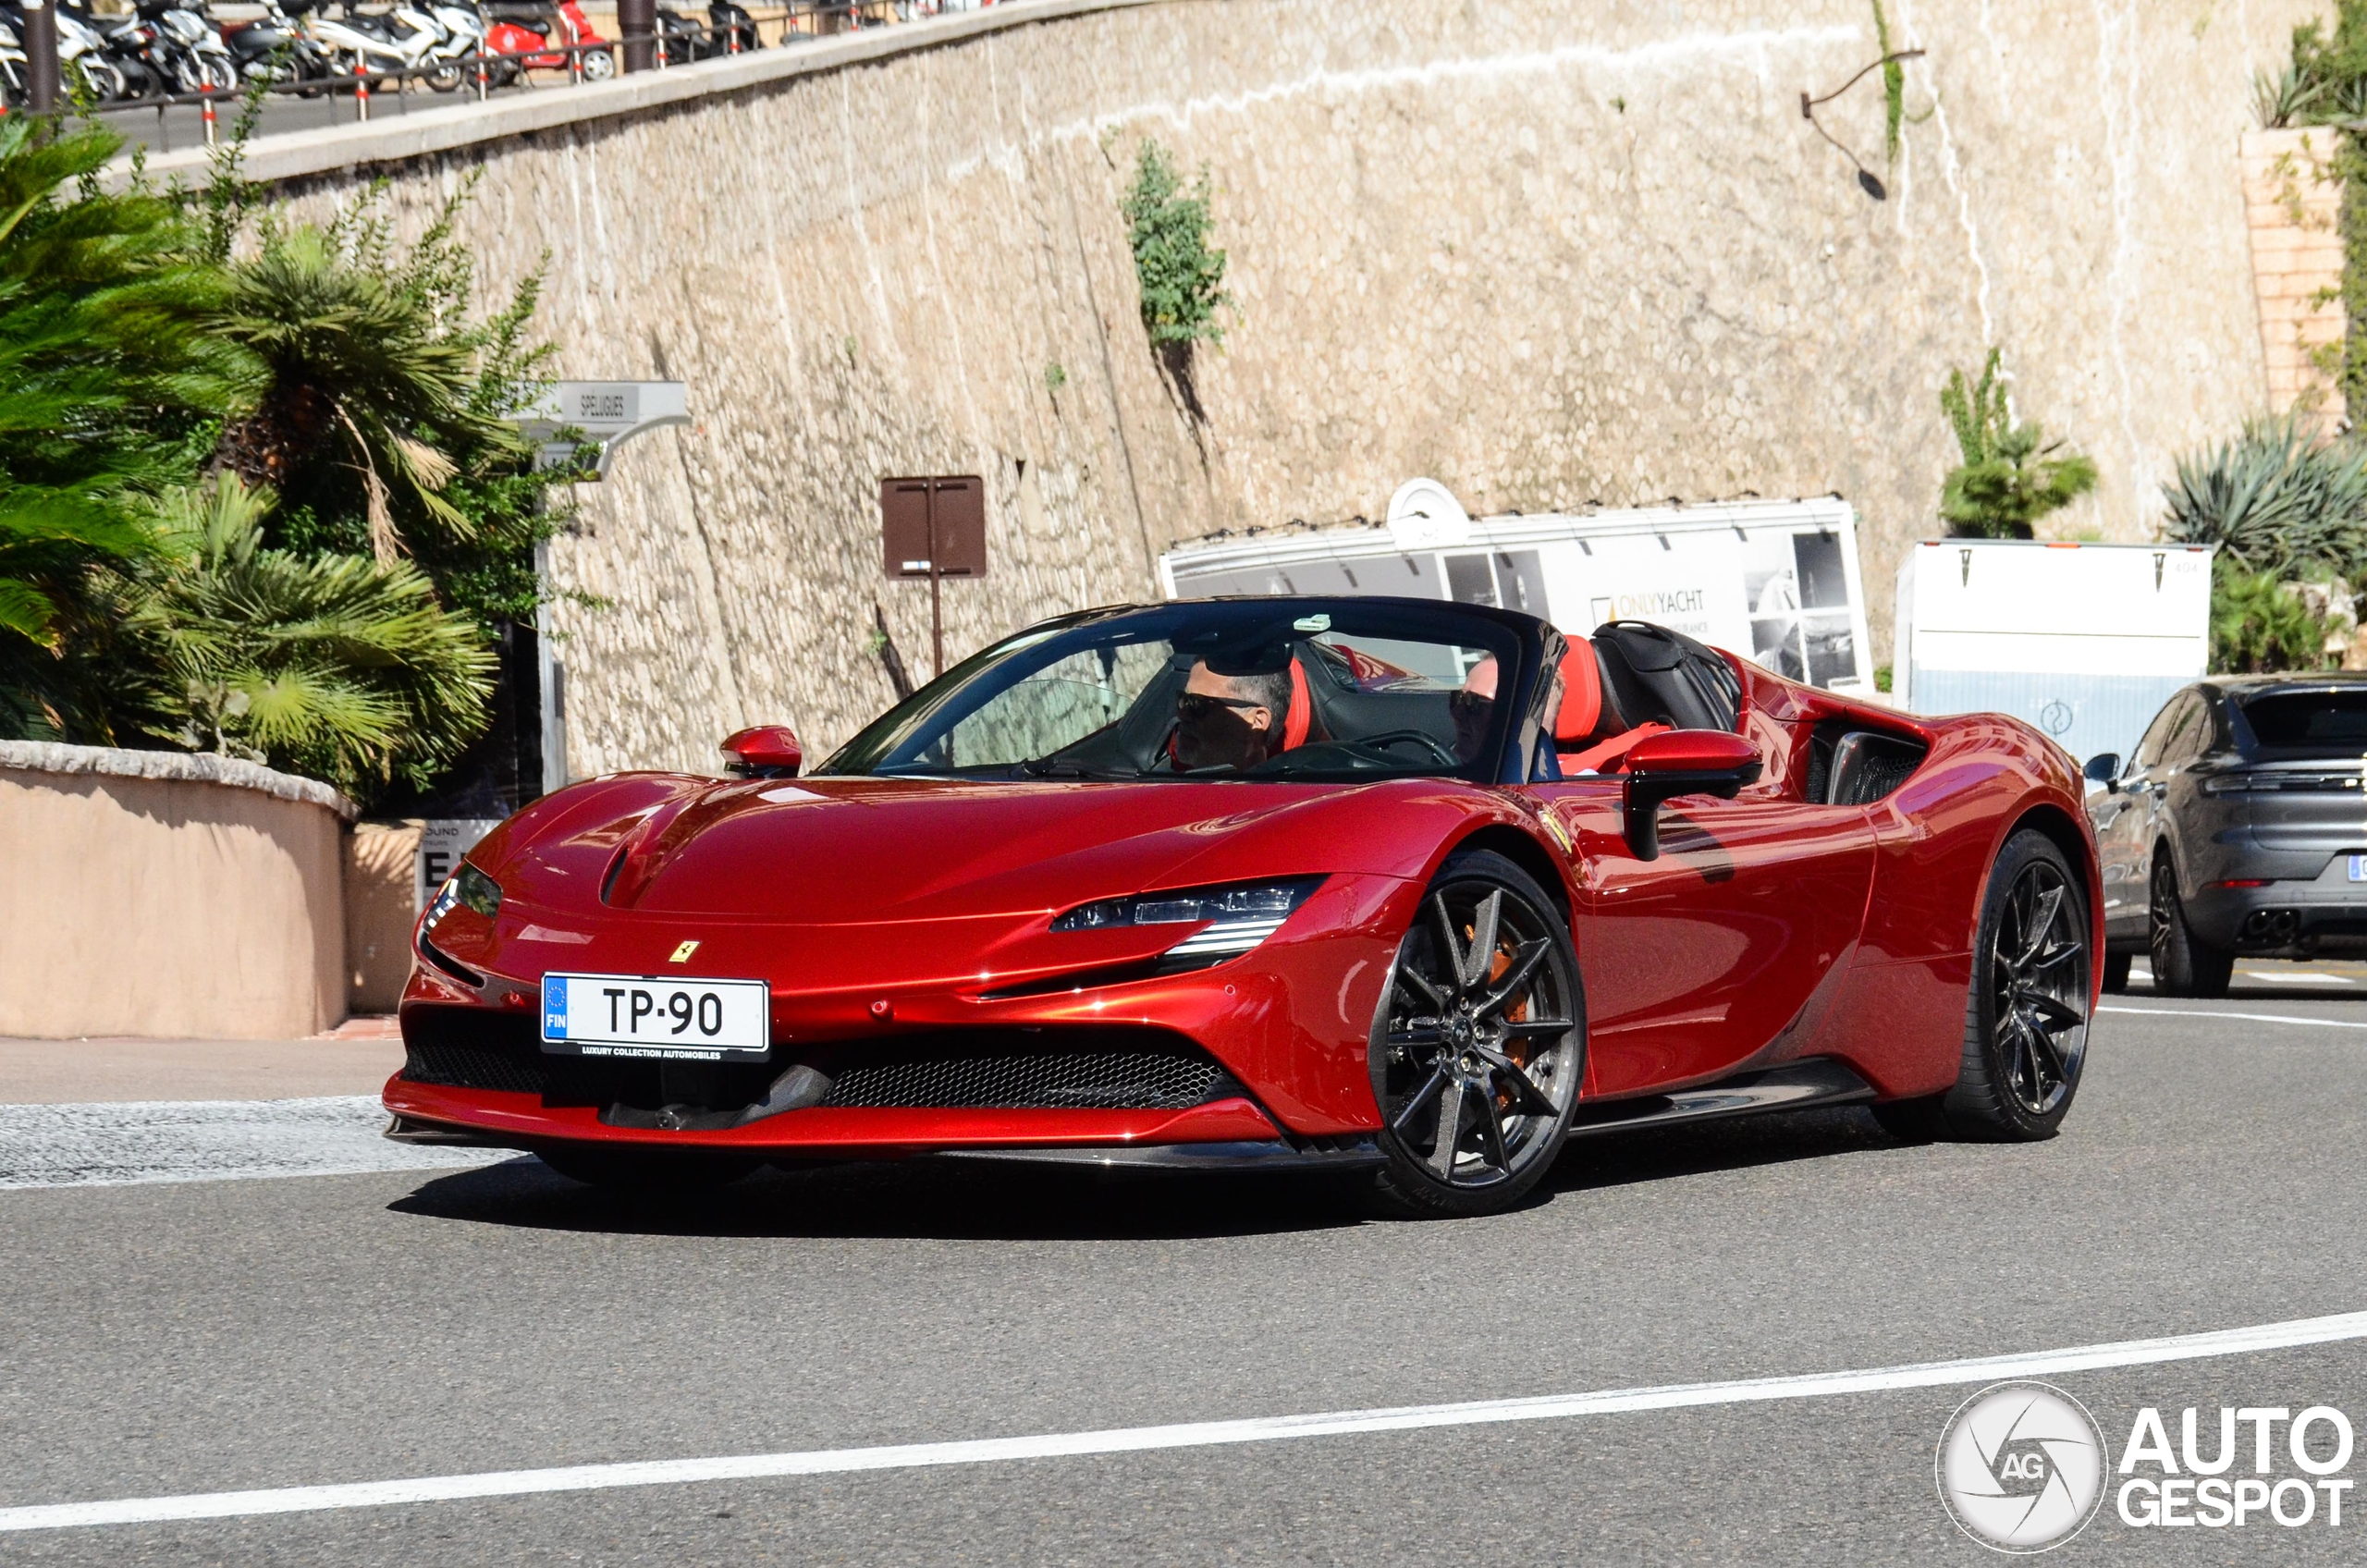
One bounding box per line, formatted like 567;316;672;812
2150;854;2232;998
1872;828;2092;1143
1365;850;1586;1219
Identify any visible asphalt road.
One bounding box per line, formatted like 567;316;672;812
3;974;2364;1563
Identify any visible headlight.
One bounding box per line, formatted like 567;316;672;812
1052;877;1323;962
423;864;502;934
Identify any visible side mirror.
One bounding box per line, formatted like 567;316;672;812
721;724;803;779
2083;753;2121;794
1622;729;1762;861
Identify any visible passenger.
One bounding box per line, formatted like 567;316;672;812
1451;656;1499;765
1175;660;1294;771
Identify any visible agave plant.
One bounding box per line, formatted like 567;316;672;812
125;476;495;800
2253;61;2327;128
2159;413;2367;576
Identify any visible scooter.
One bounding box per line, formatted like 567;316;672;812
223;0;336;92
143;0;237;94
482;0;609;81
0;13;26;106
309;1;464;90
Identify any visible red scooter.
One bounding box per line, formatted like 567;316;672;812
484;0;612;81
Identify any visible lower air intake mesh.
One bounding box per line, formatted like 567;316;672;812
820;1042;1226;1111
400;1009;550;1096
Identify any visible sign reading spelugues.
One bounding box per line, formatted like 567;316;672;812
1937;1382;2110;1552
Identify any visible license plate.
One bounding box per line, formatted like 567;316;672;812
540;973;770;1060
2350;856;2367;883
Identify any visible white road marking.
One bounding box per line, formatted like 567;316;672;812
0;1097;510;1190
6;1310;2365;1534
2098;1004;2367;1031
2239;970;2357;985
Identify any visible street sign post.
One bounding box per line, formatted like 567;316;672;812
881;476;987;679
508;382;690;478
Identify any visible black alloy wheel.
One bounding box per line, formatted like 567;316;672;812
2149;853;2233;998
1873;828;2091;1142
1367;850;1585;1218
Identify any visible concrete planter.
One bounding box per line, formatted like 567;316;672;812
0;742;357;1041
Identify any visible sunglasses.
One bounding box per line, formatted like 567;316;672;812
1176;692;1268;723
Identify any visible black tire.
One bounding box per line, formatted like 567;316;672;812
539;1145;757;1194
1363;849;1586;1219
2150;853;2232;998
1874;828;2092;1143
2102;949;2132;993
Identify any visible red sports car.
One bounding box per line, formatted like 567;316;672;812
387;597;2099;1218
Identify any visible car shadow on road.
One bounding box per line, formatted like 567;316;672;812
388;1153;1376;1242
388;1107;1916;1241
1540;1105;1906;1197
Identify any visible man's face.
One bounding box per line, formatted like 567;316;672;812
1452;656;1498;765
1175;662;1276;771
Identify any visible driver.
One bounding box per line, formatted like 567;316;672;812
1175;660;1294;771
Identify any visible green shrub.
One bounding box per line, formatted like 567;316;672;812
1936;349;2098;537
2210;563;2339;674
1122;140;1230;349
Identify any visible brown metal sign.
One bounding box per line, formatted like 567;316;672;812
880;475;987;679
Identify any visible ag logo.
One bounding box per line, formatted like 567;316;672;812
2038;699;2074;737
1936;1381;2109;1552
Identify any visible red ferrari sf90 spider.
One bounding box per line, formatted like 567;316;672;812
387;596;2099;1217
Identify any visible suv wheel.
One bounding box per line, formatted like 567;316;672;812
2150;854;2231;998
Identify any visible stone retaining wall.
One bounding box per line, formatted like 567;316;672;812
216;0;2314;773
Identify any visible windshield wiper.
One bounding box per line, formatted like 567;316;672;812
1016;758;1140;780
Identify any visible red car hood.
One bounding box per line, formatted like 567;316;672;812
475;773;1481;926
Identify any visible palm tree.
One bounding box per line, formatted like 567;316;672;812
127;475;497;801
0;117;255;721
213;202;528;568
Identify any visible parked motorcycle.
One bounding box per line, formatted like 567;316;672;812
142;0;238;94
35;2;136;101
309;1;471;91
483;0;610;81
652;0;758;63
223;0;337;92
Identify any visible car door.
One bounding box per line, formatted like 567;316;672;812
1524;755;1874;1098
2098;691;2200;936
2091;696;2181;938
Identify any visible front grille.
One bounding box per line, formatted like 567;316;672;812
820;1035;1230;1111
401;1009;551;1096
402;1010;1240;1118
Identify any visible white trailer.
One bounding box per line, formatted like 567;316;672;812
1159;486;1878;693
1893;539;2214;768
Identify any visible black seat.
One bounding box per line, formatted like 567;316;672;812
1591;621;1741;733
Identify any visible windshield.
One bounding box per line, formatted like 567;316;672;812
2238;689;2367;751
816;600;1527;783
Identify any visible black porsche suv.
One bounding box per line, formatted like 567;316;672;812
2087;675;2367;996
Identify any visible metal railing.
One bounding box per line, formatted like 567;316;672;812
69;2;1004;151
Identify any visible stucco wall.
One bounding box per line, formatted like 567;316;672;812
0;746;352;1040
259;0;2319;773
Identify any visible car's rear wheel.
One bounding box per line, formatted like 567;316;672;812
539;1145;758;1194
1872;828;2091;1143
1364;850;1585;1219
2150;854;2232;998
